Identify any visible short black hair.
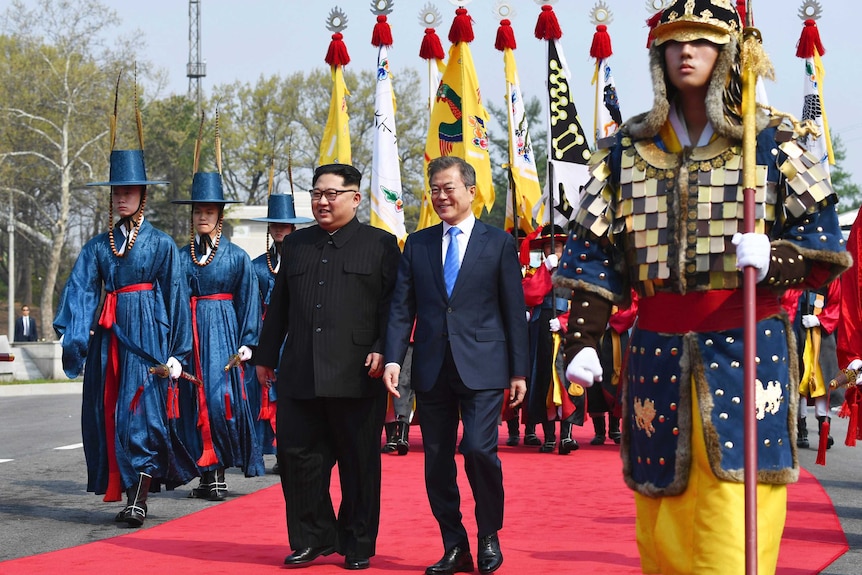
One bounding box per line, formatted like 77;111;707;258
427;156;476;187
313;163;362;188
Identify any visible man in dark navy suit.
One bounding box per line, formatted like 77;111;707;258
383;156;528;575
14;305;38;342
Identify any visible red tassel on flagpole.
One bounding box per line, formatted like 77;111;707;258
815;418;829;465
325;32;351;67
448;7;474;44
129;385;143;413
796;19;826;59
420;28;445;60
371;15;392;48
495;19;516;51
590;24;612;59
534;4;562;41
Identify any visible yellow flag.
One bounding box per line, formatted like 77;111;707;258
319;65;351;165
503;47;541;234
421;40;494;228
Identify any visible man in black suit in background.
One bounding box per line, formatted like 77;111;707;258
383;156;529;575
255;163;400;571
14;305;38;342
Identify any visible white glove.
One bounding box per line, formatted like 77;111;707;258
526;310;531;321
238;345;253;362
549;317;562;332
848;359;862;384
801;314;820;329
166;356;182;380
565;347;603;388
732;232;770;283
544;254;559;271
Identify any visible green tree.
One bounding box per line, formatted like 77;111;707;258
830;134;861;211
0;0;136;339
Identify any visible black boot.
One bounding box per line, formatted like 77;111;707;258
381;422;398;453
816;415;834;449
523;423;541;446
608;415;622;445
115;472;151;527
189;469;215;499
396;420;410;455
559;422;579;455
797;416;809;449
539;421;556;453
209;467;228;500
505;417;520;446
590;414;607;446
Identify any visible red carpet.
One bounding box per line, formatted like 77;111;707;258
0;424;848;574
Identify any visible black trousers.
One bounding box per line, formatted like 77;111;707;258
277;393;387;558
417;345;505;552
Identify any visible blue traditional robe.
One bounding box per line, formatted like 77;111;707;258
177;236;264;476
244;249;279;454
53;219;198;497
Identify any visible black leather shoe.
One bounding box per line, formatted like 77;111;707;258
425;545;474;574
477;533;503;574
283;545;335;566
345;556;370;570
559;438;579;455
523;433;541;446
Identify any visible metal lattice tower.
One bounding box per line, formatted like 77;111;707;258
187;0;206;107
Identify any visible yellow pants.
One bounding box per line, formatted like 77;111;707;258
634;383;787;575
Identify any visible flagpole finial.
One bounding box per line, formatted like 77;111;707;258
370;0;394;16
494;1;516;21
798;0;823;21
590;1;613;26
589;1;614;59
325;7;351;66
419;3;445;60
371;0;394;47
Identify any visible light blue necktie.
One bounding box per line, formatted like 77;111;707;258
443;227;462;297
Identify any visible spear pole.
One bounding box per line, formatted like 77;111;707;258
741;1;759;572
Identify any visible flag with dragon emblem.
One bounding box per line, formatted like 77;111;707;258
420;8;494;229
370;43;407;247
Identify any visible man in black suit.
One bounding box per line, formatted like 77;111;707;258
255;163;400;571
14;305;38;342
383;156;529;575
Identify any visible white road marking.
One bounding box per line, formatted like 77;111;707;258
54;443;84;450
0;459;13;463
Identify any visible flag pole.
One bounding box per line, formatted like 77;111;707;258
740;1;759;572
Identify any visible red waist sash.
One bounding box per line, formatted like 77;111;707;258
190;293;233;467
97;282;153;502
637;289;782;333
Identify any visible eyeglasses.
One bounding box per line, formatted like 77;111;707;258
429;185;467;198
309;188;356;202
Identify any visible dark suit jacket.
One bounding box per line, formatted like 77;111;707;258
15;316;38;342
256;217;400;399
385;219;529;391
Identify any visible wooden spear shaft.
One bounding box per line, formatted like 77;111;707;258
741;3;759;573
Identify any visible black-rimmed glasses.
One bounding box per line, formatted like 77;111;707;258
309;188;356;202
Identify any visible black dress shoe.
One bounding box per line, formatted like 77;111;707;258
477;533;503;574
425;545;474;574
559;438;579;455
344;555;370;570
283;545;336;566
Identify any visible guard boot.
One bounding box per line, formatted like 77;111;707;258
209;467;228;500
115;472;151;527
523;423;541;446
797;416;810;449
559;422;579;455
381;422;398;453
189;469;215;499
609;415;622;445
590;414;607;446
539;421;556;453
816;415;834;450
505;417;520;446
396;420;410;455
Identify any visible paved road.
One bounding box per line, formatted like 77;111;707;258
0;384;858;572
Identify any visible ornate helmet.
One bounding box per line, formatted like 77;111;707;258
626;0;768;142
651;0;741;46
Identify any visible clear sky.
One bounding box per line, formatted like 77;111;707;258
28;0;862;178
